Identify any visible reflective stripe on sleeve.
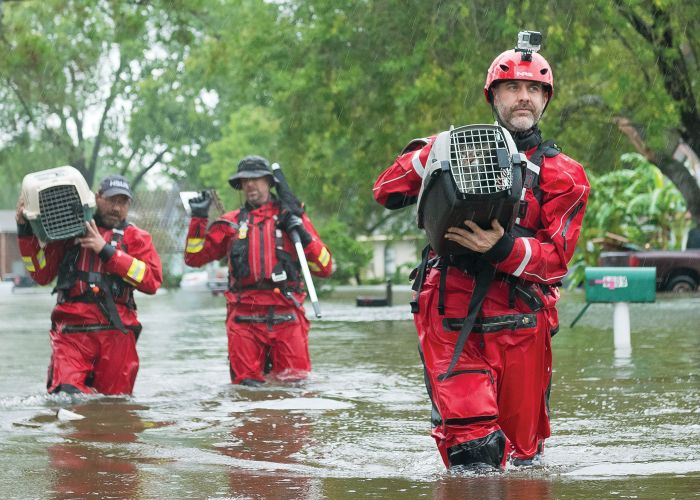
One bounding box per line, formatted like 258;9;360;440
308;262;321;272
22;255;35;272
411;150;425;178
186;238;204;253
513;238;533;277
21;249;46;272
125;258;146;285
36;249;46;270
318;247;330;267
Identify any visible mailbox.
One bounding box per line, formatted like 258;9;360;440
585;267;656;303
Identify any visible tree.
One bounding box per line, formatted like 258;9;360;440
533;0;700;227
0;0;212;204
194;1;699;237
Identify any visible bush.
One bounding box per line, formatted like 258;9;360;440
316;217;372;284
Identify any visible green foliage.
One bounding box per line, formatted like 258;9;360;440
316;216;372;284
574;154;688;275
0;0;211;203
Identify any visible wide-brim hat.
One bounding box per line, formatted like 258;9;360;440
228;155;276;190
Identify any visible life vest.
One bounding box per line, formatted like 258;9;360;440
227;206;302;293
54;222;136;333
511;139;561;238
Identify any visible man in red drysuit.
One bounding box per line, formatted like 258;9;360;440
373;43;590;469
184;155;332;386
17;175;162;395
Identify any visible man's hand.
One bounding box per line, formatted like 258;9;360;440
279;211;303;233
79;220;107;254
444;219;505;253
278;211;312;246
189;191;212;218
15;195;27;224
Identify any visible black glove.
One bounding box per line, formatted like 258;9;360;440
277;186;304;216
278;211;312;246
189;190;212;218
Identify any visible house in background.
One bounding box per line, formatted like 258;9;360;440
357;234;423;281
0;210;23;280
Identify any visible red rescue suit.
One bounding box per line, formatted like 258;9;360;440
17;220;163;395
374;135;589;467
184;200;332;384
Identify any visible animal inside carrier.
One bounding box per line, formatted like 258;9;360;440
416;124;526;256
21;166;96;242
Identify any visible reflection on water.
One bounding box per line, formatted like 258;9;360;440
0;289;698;498
46;401;155;500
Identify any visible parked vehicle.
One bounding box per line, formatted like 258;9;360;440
207;266;228;296
597;247;700;293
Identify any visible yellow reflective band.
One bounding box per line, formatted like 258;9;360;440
318;247;330;267
308;262;320;272
186;238;204;253
36;249;46;269
126;259;146;284
22;256;35;272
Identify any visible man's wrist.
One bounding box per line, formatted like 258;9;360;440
483;233;515;262
98;244;116;262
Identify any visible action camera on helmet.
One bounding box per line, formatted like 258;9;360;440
516;30;542;61
517;31;542;53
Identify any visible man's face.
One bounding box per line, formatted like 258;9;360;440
95;193;130;228
241;177;272;207
491;80;548;132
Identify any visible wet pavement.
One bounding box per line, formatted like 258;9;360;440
1;285;698;499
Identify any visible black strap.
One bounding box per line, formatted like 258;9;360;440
74;271;129;334
53;244;81;293
234;313;296;324
437;258;448;315
515;139;560;227
409;244;432;314
56;322;141;336
100;280;128;334
234;306;296;331
437;263;496;381
528;139;558;168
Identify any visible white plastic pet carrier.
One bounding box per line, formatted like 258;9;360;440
21;166;96;242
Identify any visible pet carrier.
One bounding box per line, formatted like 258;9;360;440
21;166;96;242
416;124;526;256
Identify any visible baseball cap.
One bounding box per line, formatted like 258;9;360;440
99;175;133;199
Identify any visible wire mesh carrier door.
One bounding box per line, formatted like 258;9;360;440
417;124;525;256
21;166;96;242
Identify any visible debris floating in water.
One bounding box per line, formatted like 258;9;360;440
56;408;85;421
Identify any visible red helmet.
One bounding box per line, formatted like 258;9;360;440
484;50;554;103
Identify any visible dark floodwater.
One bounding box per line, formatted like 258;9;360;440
1;284;698;499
